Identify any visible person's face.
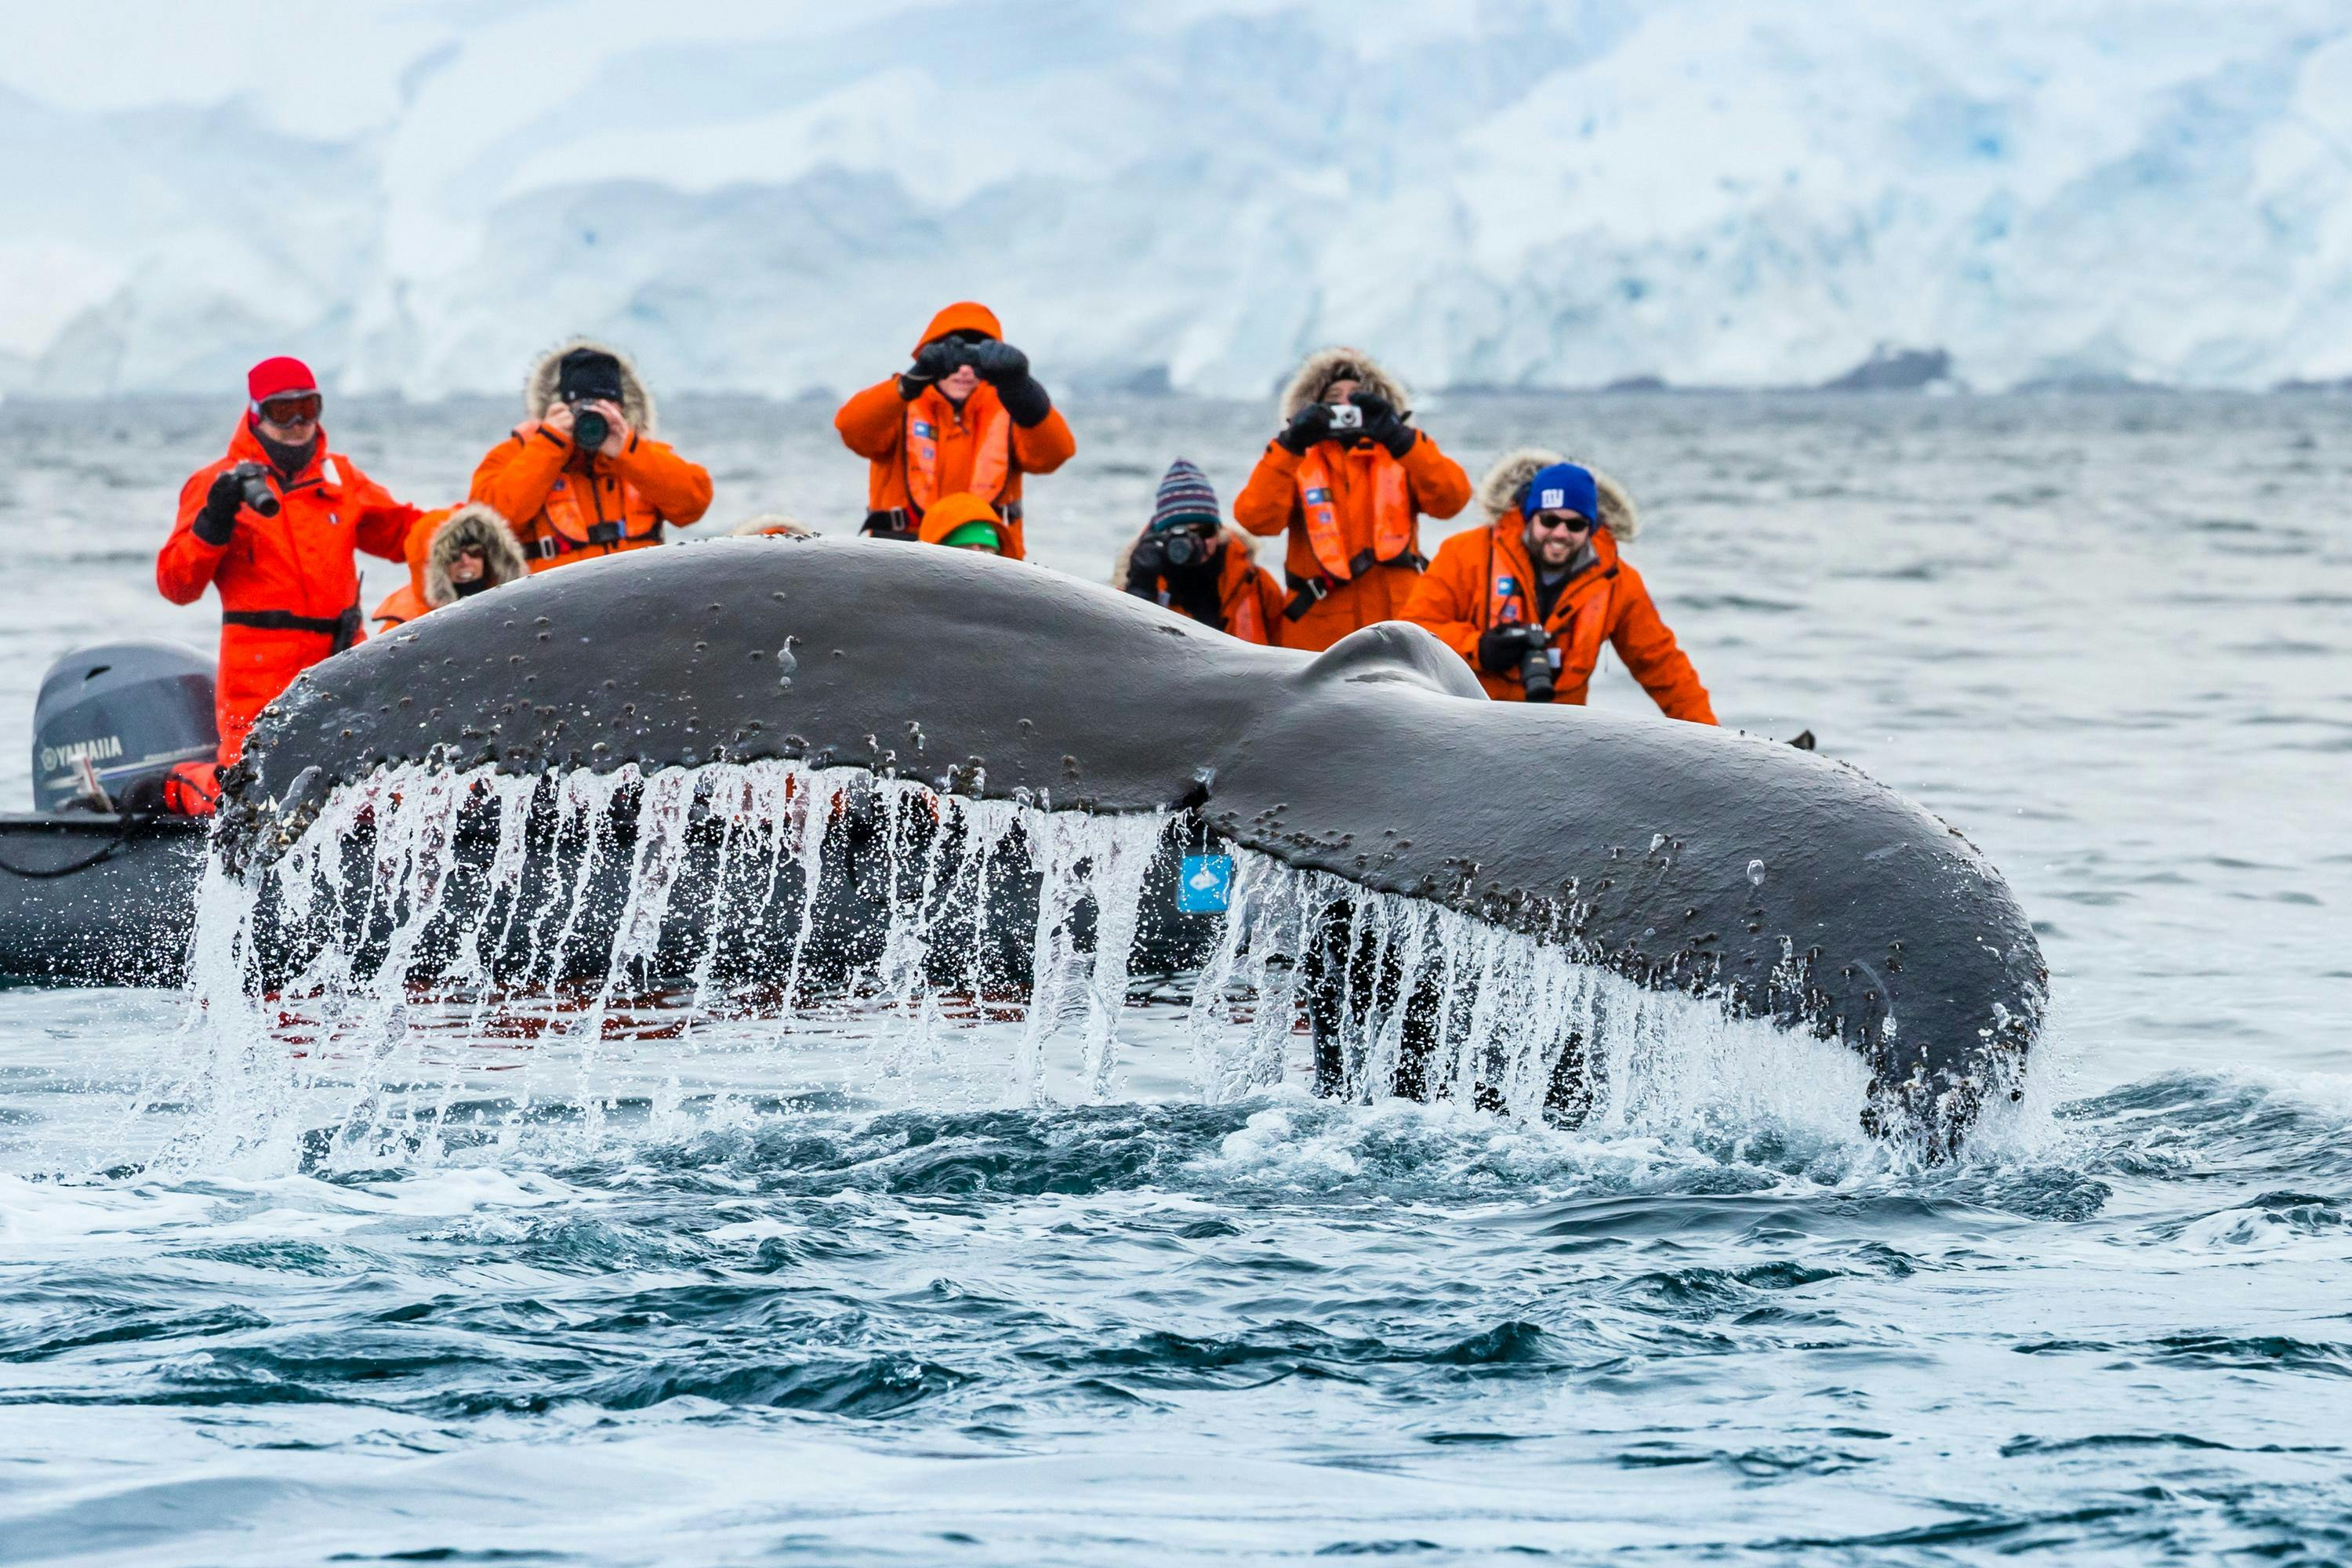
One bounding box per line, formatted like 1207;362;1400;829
1525;508;1593;568
955;542;999;554
941;361;982;399
448;545;487;584
1321;377;1361;406
254;393;321;446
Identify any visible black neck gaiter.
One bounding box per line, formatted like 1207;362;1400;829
257;430;318;479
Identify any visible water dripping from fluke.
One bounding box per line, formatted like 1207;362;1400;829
152;758;1986;1174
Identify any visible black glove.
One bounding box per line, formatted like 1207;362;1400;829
996;371;1053;426
968;339;1029;384
898;337;967;399
1477;624;1541;676
194;463;267;545
1349;391;1416;458
1275;402;1338;456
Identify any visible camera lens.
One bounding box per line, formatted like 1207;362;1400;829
1519;631;1556;704
239;472;281;518
1134;539;1167;574
572;406;609;452
1165;534;1200;567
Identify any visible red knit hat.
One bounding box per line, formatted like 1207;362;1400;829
247;356;317;403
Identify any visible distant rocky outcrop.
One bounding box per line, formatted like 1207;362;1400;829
1820;346;1955;392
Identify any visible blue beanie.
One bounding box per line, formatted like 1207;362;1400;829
1521;463;1599;524
1151;458;1221;532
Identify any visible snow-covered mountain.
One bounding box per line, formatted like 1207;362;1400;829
3;0;2347;398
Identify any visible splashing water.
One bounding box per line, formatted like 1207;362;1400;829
14;396;2348;1564
139;758;1887;1176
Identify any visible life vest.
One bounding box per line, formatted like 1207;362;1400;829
1293;445;1415;583
536;467;662;554
906;400;1011;514
1225;583;1267;644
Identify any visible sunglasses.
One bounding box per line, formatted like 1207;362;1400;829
254;394;322;425
1527;510;1592;532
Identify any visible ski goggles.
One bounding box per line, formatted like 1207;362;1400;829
252;392;323;425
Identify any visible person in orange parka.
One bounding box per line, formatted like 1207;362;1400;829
1117;458;1284;644
369;503;532;633
155;355;422;811
834;302;1075;558
1403;450;1715;723
915;492;1017;554
470;339;712;572
1233;345;1472;652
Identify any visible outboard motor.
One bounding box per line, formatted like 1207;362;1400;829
31;643;216;812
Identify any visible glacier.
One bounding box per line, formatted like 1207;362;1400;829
2;0;2348;398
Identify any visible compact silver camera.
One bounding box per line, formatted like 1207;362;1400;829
1327;403;1364;430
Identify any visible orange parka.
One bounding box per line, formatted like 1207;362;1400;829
1403;457;1715;723
157;419;419;765
1119;529;1287;646
833;303;1076;561
1232;347;1471;652
470;338;712;572
370;504;532;632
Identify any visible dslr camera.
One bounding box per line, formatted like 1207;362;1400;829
1498;623;1556;703
1134;524;1214;575
221;460;282;521
233;463;281;518
1518;629;1557;703
569;400;610;454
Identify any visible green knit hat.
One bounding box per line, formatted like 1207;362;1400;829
940;521;1000;552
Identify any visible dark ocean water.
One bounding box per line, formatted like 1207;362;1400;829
1;392;2348;1564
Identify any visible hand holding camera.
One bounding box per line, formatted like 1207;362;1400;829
1476;622;1557;701
901;337;967;397
968;339;1029;385
547;397;627;458
1347;390;1415;457
1132;523;1215;579
1276;401;1338;455
195;461;277;543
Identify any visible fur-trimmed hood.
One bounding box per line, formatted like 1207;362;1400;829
422;504;530;607
1112;525;1257;586
1476;447;1642;541
524;337;656;436
1276;346;1412;424
730;514;815;539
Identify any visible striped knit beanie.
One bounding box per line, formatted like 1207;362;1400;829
1150;458;1221;532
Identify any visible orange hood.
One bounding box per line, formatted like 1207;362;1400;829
913;301;1004;354
917;492;1010;551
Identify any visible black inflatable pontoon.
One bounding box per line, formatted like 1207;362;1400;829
0;811;204;985
0;641;215;985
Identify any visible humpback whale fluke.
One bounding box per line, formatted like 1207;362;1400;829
218;538;2045;1145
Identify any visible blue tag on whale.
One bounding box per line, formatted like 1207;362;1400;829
1176;854;1235;913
